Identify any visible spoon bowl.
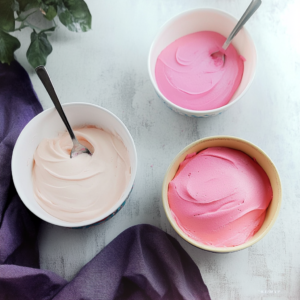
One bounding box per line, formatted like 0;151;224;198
211;0;261;65
71;139;92;158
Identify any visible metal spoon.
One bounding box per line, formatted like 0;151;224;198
35;66;91;158
211;0;262;63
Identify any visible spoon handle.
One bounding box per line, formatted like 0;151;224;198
35;66;77;142
222;0;262;51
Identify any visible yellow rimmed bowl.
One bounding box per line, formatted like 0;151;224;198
162;136;281;253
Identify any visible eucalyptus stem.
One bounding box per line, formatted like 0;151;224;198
14;24;29;31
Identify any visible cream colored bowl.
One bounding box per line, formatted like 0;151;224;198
162;136;282;253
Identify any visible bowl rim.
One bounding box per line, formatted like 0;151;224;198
148;7;258;115
12;102;138;227
161;135;282;253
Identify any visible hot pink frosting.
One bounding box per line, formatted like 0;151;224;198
155;31;244;110
168;147;273;247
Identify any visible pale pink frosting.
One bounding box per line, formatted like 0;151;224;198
155;31;244;110
168;147;273;247
32;127;131;223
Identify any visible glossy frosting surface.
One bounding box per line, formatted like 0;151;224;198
155;31;244;110
168;147;273;247
32;127;131;223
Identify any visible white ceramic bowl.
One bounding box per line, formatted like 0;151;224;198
148;8;257;118
12;103;137;228
162;136;282;253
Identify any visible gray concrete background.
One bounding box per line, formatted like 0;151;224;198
14;0;300;299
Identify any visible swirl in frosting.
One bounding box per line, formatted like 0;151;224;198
155;31;245;110
168;147;273;247
32;127;131;223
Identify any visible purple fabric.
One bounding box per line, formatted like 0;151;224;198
0;61;211;300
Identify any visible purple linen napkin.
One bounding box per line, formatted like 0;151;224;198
0;61;211;300
0;60;43;268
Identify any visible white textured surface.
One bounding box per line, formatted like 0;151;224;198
13;0;300;299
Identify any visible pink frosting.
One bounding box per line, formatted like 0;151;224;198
168;147;273;247
32;127;131;223
155;31;244;110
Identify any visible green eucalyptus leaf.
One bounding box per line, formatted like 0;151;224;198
15;15;23;22
39;1;47;10
0;29;21;64
45;5;57;20
57;0;91;32
26;29;52;68
17;0;39;12
40;4;57;20
12;0;20;11
42;0;58;5
40;26;55;33
0;0;15;31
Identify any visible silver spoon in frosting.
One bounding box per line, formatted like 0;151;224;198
211;0;261;64
35;66;91;158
